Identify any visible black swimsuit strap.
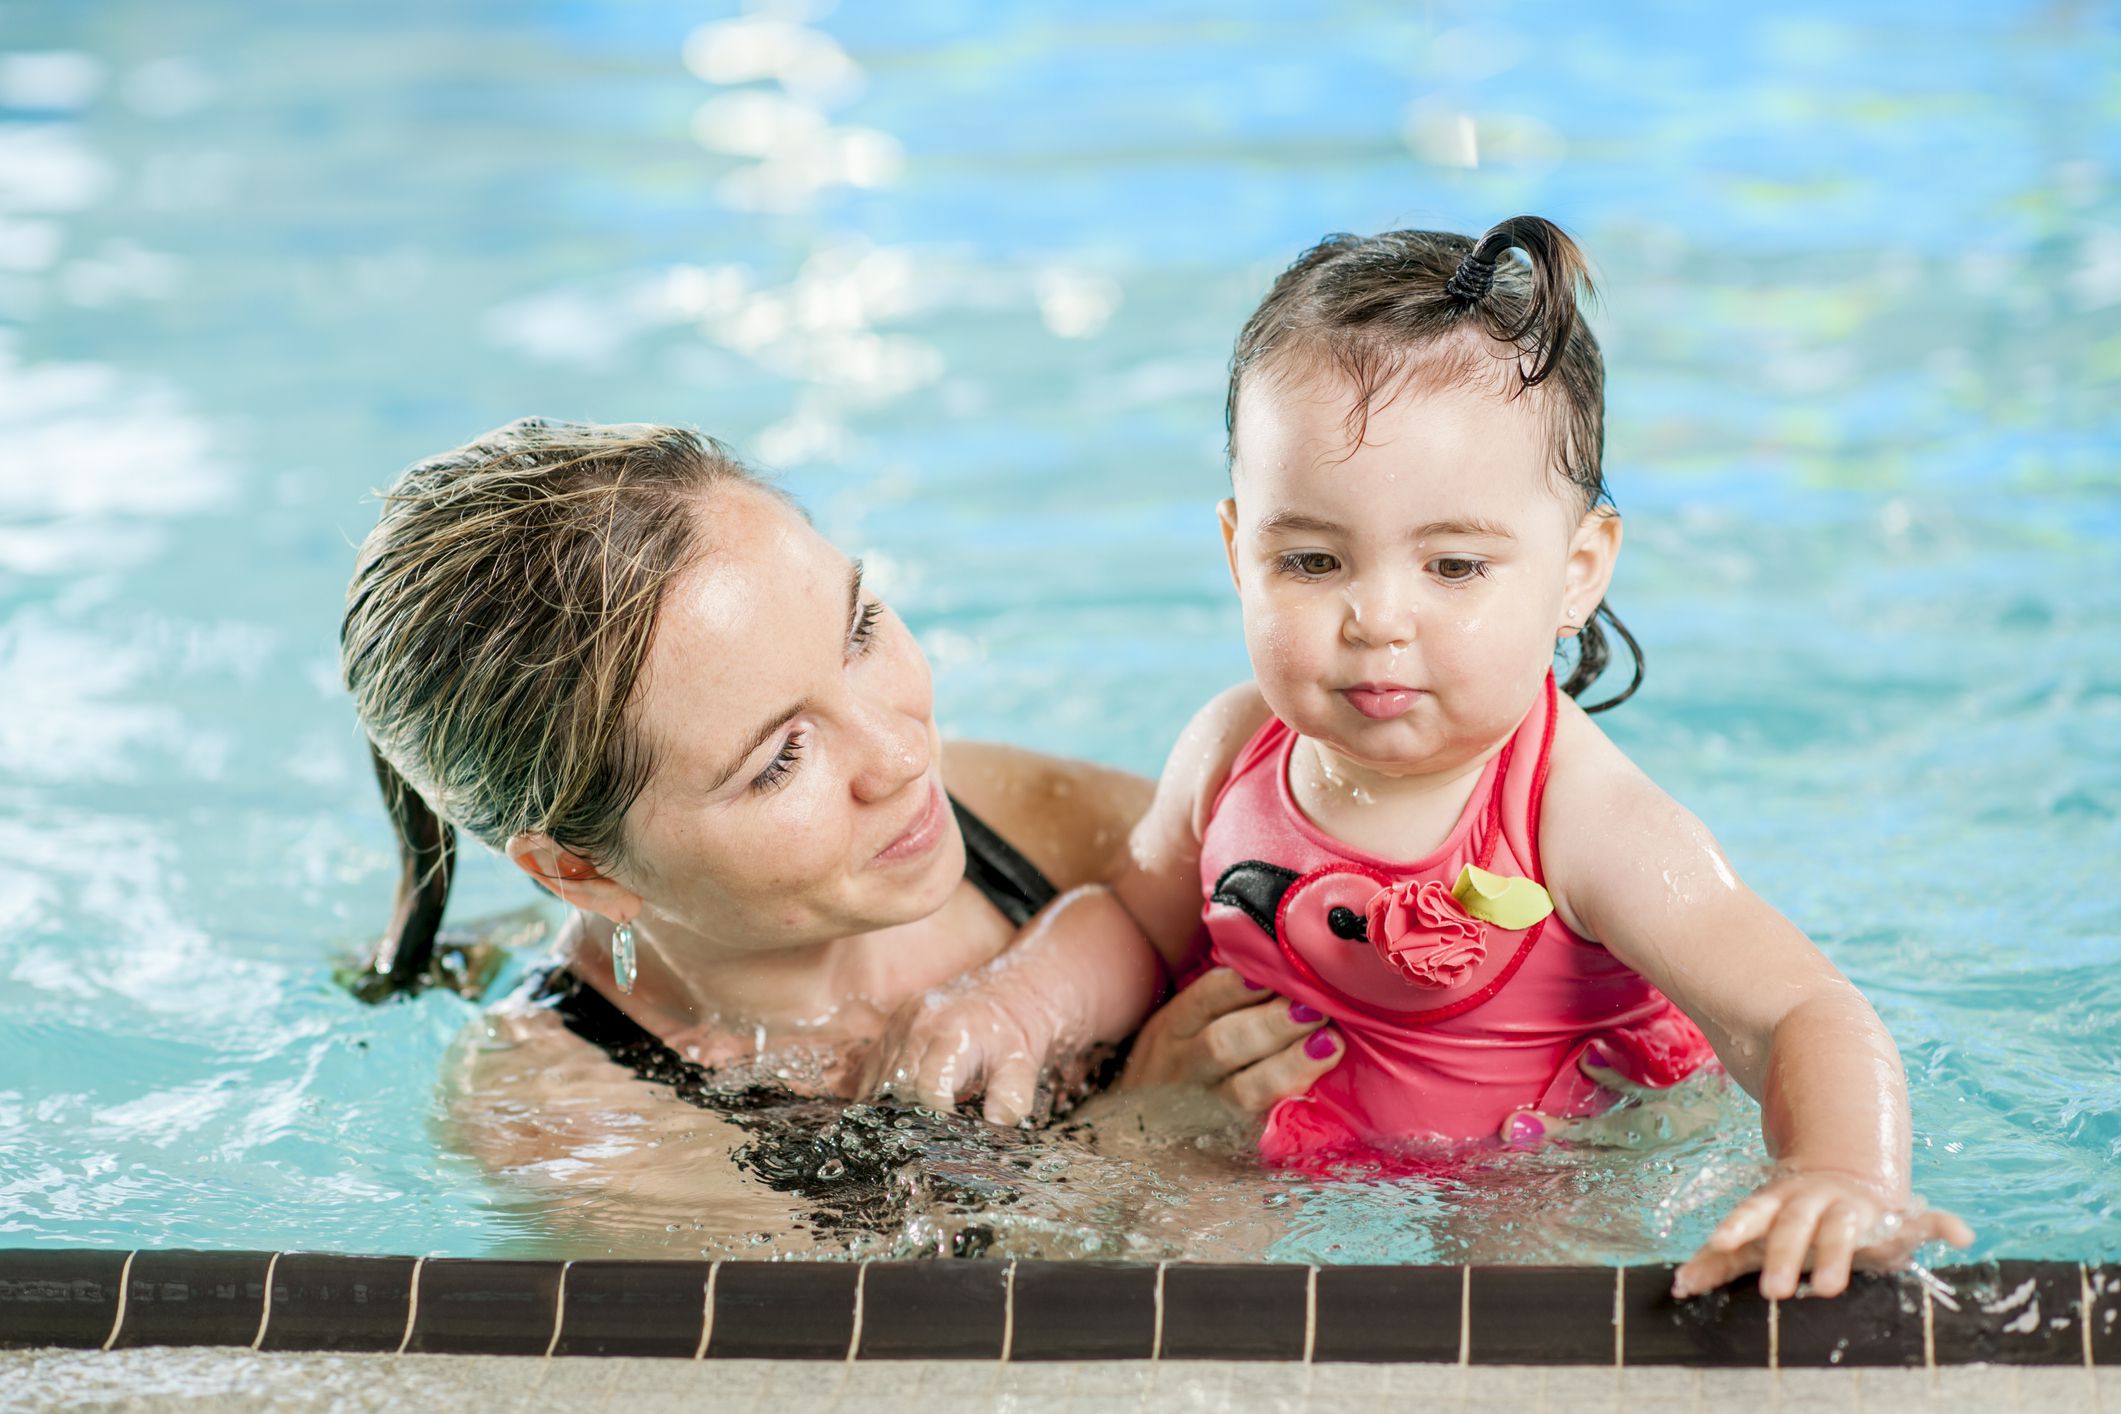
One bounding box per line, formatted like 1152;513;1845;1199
534;792;1057;1078
950;793;1058;927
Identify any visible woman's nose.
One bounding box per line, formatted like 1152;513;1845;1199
848;700;930;803
1341;576;1418;648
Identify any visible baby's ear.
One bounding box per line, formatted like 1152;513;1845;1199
1561;508;1622;631
1217;498;1242;590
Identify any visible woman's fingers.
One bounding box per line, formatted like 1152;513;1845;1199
1194;998;1326;1081
1217;1025;1341;1114
981;1051;1038;1127
1157;968;1271;1042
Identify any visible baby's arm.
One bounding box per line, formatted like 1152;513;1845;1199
1537;697;1972;1298
865;685;1273;1124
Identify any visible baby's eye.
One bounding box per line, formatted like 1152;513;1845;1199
1433;557;1489;583
1278;551;1342;579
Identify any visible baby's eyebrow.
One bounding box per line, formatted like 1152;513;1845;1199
1253;508;1347;537
1252;508;1515;542
1413;517;1516;542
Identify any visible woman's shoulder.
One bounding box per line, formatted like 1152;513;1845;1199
941;739;1153;891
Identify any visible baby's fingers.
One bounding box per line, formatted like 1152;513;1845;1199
1759;1191;1837;1300
1805;1203;1862;1298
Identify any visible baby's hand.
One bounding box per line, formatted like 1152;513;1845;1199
860;971;1066;1128
1673;1169;1974;1300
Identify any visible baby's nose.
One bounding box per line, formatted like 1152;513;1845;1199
1341;579;1418;647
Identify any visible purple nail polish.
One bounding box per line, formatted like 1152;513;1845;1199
1505;1112;1544;1145
1583;1043;1612;1070
1304;1029;1338;1059
1289;1002;1322;1024
1241;977;1268;991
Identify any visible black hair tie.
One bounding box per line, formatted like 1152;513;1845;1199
1445;251;1497;303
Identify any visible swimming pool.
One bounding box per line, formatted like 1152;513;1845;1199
0;0;2115;1273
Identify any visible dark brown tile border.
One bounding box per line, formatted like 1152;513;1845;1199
1620;1263;1771;1367
0;1249;128;1349
258;1252;415;1353
856;1260;1008;1359
1159;1263;1310;1361
1007;1261;1157;1361
403;1258;560;1356
1468;1264;1616;1365
1773;1269;1925;1367
1927;1260;2083;1366
552;1260;710;1358
2093;1264;2119;1367
110;1250;272;1350
1;1250;2110;1365
705;1260;856;1359
1311;1263;1462;1363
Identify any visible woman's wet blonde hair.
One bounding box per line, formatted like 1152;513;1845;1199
340;417;757;992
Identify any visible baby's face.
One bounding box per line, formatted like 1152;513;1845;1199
1224;368;1602;778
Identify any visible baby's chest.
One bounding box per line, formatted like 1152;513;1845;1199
1203;854;1550;1023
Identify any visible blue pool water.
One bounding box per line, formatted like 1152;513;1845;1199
0;1;2115;1264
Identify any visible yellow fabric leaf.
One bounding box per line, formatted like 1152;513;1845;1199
1451;863;1554;931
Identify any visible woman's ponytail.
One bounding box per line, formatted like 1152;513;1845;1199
357;742;456;999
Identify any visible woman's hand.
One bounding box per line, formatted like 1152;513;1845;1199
1115;967;1341;1115
1672;1169;1974;1299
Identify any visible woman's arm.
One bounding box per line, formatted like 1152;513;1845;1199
870;686;1276;1121
1538;698;1971;1298
439;998;825;1256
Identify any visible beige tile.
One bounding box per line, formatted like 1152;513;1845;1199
2011;1367;2102;1414
1066;1358;1157;1397
1920;1364;2019;1414
1776;1368;1862;1413
1616;1365;1700;1411
1698;1368;1785;1408
914;1360;1005;1396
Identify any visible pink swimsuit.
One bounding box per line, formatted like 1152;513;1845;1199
1199;671;1716;1164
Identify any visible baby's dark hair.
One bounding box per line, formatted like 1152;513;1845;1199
1224;214;1641;711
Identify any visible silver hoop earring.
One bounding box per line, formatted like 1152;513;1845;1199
611;920;637;994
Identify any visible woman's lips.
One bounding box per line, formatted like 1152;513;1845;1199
873;781;947;864
1341;684;1423;720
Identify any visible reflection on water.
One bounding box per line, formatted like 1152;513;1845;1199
0;0;2115;1263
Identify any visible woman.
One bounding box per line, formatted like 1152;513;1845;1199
342;418;1336;1254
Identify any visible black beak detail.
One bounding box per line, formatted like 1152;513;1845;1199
1209;860;1301;939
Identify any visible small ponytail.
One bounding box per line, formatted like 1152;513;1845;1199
358;742;456;999
1560;602;1644;713
1448;215;1594;387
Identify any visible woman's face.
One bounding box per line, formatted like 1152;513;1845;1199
613;481;964;951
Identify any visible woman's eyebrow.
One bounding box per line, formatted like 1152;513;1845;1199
704;560;864;793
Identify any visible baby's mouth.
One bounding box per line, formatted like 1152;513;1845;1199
1340;683;1423;720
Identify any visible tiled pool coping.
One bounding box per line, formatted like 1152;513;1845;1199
2;1252;2113;1369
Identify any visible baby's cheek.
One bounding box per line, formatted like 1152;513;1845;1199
1242;600;1328;694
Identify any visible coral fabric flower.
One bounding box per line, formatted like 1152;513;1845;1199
1365;879;1488;989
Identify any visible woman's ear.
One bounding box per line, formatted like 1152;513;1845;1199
1218;497;1243;591
504;833;641;925
1560;508;1622;637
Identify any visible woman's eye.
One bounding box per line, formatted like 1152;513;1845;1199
848;599;884;656
751;732;805;793
1279;552;1341;579
1434;558;1489;583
